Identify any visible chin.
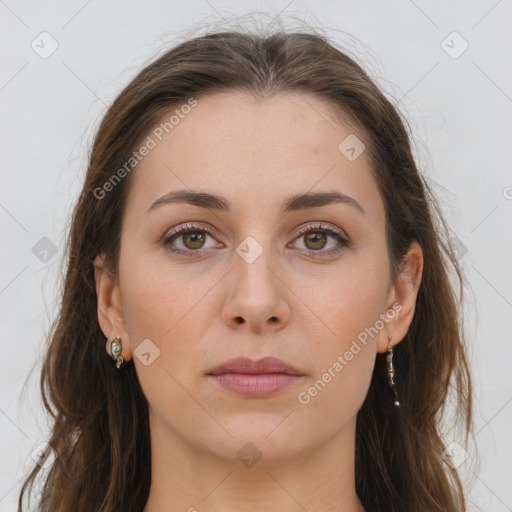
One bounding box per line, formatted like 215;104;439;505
201;413;313;465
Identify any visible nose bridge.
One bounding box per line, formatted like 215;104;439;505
234;233;281;301
222;231;291;332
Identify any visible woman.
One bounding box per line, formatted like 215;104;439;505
18;28;473;512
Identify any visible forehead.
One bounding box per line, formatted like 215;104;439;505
125;91;382;220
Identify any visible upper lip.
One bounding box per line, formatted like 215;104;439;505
207;356;304;376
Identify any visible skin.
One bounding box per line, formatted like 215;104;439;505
94;91;423;512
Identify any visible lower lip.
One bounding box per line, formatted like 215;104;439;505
208;373;304;397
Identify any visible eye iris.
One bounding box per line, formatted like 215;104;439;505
183;231;205;249
304;232;327;250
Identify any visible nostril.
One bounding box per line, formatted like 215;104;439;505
235;317;244;324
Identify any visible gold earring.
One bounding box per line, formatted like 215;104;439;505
111;337;124;369
386;335;400;407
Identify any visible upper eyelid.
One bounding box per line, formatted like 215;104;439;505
295;222;347;237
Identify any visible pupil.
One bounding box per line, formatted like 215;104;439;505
307;232;326;249
185;232;204;248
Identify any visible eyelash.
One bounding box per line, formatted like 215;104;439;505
161;222;350;259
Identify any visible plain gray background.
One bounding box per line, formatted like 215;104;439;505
1;1;511;510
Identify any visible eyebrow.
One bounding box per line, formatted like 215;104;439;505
146;189;366;216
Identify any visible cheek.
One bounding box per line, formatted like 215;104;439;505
119;248;204;339
117;249;209;415
118;248;224;381
292;253;389;407
295;351;375;444
295;277;382;426
293;252;390;344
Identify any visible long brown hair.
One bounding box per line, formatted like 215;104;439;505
18;27;473;512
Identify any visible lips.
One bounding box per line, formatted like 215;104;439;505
207;356;304;376
206;356;305;398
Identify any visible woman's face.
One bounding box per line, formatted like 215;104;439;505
96;91;418;465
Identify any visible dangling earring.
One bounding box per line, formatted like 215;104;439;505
386;335;400;407
111;336;124;369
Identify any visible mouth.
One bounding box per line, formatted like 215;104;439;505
206;356;305;398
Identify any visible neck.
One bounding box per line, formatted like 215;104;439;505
143;413;365;512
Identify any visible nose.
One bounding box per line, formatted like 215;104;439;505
221;252;291;335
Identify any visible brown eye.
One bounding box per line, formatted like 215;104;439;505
292;223;350;258
161;223;222;257
182;231;206;250
303;232;328;250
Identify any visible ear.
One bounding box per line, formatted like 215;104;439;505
93;253;132;361
377;240;424;353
